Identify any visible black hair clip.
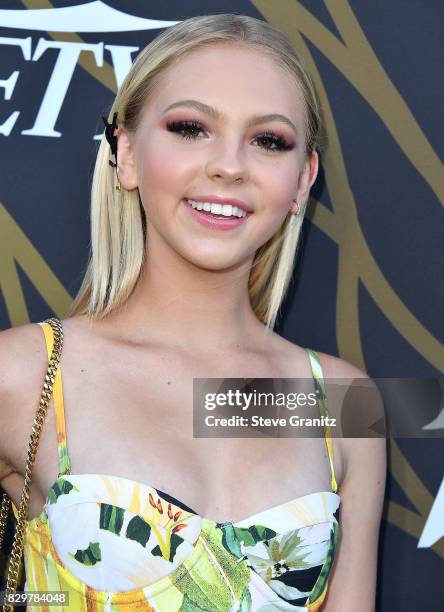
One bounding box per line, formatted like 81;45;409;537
102;111;118;168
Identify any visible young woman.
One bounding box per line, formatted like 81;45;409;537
0;14;386;612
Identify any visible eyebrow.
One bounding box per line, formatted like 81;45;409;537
162;99;298;135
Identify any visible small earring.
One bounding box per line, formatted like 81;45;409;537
291;199;300;215
115;166;121;192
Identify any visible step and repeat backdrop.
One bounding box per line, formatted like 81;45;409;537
0;2;443;610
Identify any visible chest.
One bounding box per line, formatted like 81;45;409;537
32;343;342;523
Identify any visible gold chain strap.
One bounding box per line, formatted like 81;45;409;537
0;318;64;612
0;495;10;553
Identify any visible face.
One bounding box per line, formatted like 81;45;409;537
117;43;318;271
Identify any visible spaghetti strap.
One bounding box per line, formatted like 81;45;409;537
38;321;71;477
305;349;338;493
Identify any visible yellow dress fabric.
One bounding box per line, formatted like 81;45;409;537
11;320;340;611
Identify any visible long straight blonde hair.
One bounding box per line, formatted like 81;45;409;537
69;13;323;329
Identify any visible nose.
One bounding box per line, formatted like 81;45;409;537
205;138;250;185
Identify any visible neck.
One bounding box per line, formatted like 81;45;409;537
99;235;272;354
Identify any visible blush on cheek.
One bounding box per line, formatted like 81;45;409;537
137;142;197;211
266;181;296;217
142;152;171;187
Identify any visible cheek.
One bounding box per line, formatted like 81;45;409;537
137;140;193;203
259;165;298;215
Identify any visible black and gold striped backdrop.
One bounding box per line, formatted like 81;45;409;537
0;2;443;610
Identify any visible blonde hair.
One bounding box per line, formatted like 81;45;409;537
69;13;323;329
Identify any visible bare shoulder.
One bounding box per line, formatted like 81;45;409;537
315;350;386;471
0;321;49;470
311;354;386;609
314;350;369;378
264;331;315;373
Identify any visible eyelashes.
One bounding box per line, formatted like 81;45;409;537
165;119;294;153
166;120;202;141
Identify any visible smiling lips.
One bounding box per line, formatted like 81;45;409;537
186;198;247;218
185;194;253;214
183;197;251;230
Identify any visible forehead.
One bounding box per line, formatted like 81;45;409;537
143;42;305;126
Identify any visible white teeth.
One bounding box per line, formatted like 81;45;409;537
186;199;247;218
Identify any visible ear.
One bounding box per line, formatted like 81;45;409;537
290;149;319;213
116;128;138;190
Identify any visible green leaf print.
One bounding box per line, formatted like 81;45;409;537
125;515;151;547
181;593;213;611
170;532;185;560
277;530;315;569
69;541;101;566
220;523;277;559
220;523;242;558
307;522;339;604
175;523;250;611
151;532;185;562
99;503;124;534
58;447;70;476
314;379;326;403
99;502;186;560
47;478;80;504
239;585;252;611
251;525;278;541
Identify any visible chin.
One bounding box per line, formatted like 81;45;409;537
181;248;248;272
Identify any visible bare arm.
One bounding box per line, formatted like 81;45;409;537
317;354;387;611
0;323;48;491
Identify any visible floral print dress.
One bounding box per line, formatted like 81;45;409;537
11;320;341;611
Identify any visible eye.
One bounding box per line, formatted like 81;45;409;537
166;120;294;153
253;131;294;153
166;120;204;140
